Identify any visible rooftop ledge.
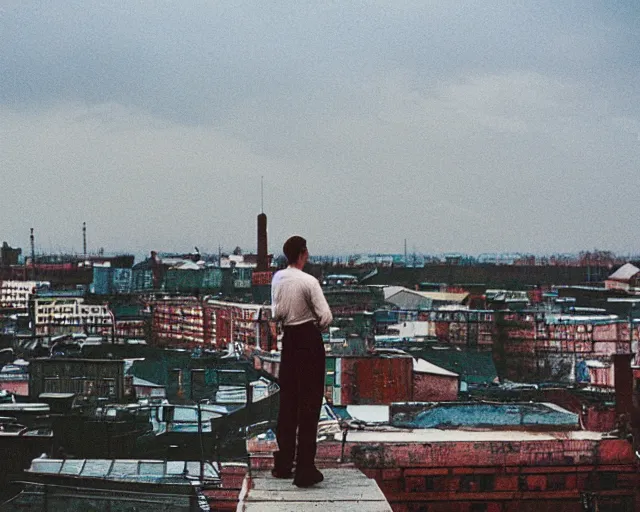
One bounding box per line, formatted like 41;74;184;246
238;468;392;511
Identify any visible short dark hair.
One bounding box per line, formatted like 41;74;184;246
283;236;307;264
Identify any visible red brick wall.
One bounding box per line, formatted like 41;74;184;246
413;373;458;401
0;380;28;396
340;357;413;405
315;438;639;511
215;309;232;347
583;406;616;431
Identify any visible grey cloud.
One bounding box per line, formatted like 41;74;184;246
3;2;638;120
1;1;639;255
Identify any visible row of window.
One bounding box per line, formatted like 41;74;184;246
407;502;630;512
36;316;112;324
0;301;29;307
37;306;108;315
405;472;620;494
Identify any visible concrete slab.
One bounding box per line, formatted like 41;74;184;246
238;468;392;512
240;502;392;511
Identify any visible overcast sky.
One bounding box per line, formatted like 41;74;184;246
1;1;639;257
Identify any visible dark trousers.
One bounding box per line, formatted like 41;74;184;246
274;321;326;473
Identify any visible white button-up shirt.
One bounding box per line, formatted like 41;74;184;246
271;267;333;329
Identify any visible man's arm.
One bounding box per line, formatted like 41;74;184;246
309;280;333;330
271;273;283;323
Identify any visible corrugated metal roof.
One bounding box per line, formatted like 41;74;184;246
413;358;459;377
608;262;640;281
386;287;468;303
383;286;405;300
28;458;219;482
414;291;469;302
132;377;164;388
405;347;498;385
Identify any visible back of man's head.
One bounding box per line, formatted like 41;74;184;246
283;236;307;265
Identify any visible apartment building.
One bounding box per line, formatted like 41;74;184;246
0;280;48;312
31;296;114;337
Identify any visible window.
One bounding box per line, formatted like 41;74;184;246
461;475;494;492
596;497;633;512
599;472;618;490
547;474;566;490
518;475;527;491
425;476;435;491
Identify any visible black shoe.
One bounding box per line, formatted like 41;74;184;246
293;468;323;488
271;467;293;479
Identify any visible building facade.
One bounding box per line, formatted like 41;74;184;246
31;297;114;338
0;280;48;312
206;299;274;350
151;298;204;347
147;297;275;349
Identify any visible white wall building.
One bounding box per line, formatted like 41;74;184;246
32;297;113;337
0;280;49;311
387;321;433;339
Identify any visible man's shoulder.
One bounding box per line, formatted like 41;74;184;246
271;269;285;285
300;271;322;291
272;268;318;286
272;267;295;284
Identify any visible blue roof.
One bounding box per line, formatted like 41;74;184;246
35;289;84;298
391;402;578;429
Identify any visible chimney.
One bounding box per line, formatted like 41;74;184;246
257;213;268;271
30;228;36;280
170;368;184;398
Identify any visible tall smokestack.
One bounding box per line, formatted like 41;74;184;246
257;213;268;271
30;228;36;279
257;176;268;271
83;222;87;259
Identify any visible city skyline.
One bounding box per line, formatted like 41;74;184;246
14;232;640;265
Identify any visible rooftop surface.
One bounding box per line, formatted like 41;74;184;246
608;262;640;281
334;428;603;443
238;468;391;511
390;402;580;429
27;458;220;484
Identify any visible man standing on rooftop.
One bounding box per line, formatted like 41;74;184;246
270;235;333;488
